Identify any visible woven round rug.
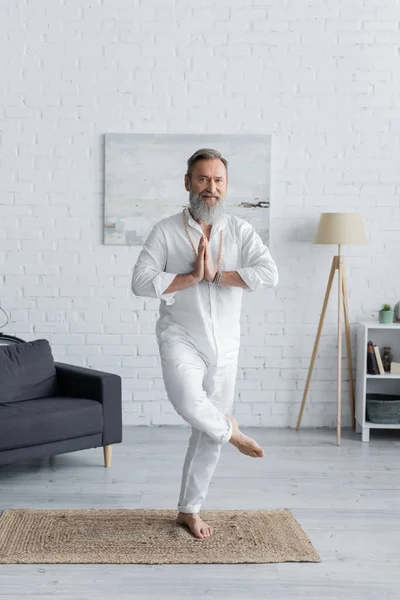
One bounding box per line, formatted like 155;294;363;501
0;508;320;564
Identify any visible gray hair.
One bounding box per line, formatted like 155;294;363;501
186;148;228;180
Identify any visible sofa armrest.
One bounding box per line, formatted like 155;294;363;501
55;362;122;445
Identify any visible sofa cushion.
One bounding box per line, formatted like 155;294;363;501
0;339;58;404
0;396;103;451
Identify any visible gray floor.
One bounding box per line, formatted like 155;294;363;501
1;426;399;600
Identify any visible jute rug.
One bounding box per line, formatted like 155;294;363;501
0;508;320;564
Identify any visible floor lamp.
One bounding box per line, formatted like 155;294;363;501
296;213;367;445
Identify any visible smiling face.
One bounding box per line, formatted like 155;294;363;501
185;158;227;202
185;159;227;225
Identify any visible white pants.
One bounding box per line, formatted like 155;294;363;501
160;341;237;514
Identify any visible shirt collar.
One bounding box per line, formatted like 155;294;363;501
184;207;226;236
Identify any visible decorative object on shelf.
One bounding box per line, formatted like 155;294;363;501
379;304;394;324
391;361;400;374
296;212;367;445
381;346;393;372
394;301;400;323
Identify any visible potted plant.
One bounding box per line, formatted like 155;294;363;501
379;304;394;324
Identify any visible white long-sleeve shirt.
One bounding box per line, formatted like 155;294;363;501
132;208;278;365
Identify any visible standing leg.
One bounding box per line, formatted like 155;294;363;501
176;360;238;538
177;361;238;514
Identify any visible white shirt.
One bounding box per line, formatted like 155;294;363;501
132;208;278;365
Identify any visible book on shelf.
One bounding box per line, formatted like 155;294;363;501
367;341;379;374
373;345;385;375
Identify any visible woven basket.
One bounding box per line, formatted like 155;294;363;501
366;393;400;424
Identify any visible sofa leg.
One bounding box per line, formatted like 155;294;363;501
103;445;112;468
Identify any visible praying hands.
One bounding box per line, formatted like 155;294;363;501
204;237;218;282
192;236;218;283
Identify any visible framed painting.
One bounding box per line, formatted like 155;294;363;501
104;134;271;245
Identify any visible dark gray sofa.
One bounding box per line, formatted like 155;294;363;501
0;339;122;467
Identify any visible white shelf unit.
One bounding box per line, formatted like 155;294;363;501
356;321;400;442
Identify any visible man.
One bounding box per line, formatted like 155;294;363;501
132;148;278;540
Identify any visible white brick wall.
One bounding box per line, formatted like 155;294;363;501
1;0;399;428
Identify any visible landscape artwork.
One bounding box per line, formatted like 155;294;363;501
104;134;271;245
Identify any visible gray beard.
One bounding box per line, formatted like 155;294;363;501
188;191;225;226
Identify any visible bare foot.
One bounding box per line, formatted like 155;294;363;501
176;512;214;540
228;416;264;458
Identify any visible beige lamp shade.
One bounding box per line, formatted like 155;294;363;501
314;212;367;245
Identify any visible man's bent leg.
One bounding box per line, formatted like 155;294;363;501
160;343;232;445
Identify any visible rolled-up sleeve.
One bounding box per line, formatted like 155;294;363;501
236;222;279;292
131;225;178;305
